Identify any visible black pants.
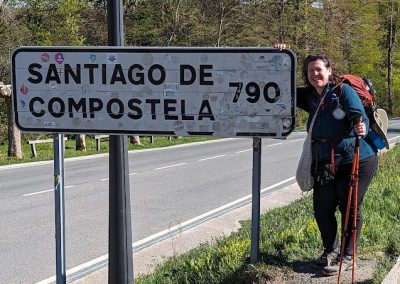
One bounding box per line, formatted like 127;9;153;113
312;155;378;256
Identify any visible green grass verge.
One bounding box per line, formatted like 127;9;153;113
0;136;213;166
136;145;400;284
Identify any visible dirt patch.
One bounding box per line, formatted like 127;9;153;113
259;258;378;284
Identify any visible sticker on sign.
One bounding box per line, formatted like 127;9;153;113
11;47;296;138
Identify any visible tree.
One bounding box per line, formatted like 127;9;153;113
5;1;91;152
1;0;400;152
124;0;166;46
185;0;247;46
0;82;22;158
385;0;400;115
81;0;108;45
0;1;26;155
55;0;88;150
1;1;58;156
38;0;89;150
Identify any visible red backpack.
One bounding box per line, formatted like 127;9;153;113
337;74;389;150
339;74;376;111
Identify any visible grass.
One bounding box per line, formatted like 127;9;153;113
0;135;213;166
136;144;400;284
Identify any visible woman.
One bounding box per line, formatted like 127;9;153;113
275;44;378;276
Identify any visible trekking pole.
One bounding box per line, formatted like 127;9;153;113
351;144;360;283
337;117;361;284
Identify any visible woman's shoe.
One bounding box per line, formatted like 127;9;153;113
322;255;354;276
313;250;339;269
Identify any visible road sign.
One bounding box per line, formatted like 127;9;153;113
12;47;296;138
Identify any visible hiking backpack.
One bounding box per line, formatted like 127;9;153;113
337;74;388;150
339;74;376;114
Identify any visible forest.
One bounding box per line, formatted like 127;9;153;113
1;0;400;155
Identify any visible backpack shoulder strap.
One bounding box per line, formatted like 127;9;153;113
332;82;344;98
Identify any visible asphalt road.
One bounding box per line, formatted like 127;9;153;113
1;119;399;284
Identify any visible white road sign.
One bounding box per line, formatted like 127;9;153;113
12;47;296;138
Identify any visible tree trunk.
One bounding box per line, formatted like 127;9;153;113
217;4;224;47
1;83;22;158
75;134;86;151
6;96;22;158
387;0;397;115
129;135;141;145
388;44;394;115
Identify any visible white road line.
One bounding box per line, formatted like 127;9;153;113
0;139;235;172
198;155;226;161
100;178;109;181
153;163;187;171
35;253;108;284
235;149;252;153
235;139;303;154
35;176;296;284
23;185;75;197
23;189;53;197
287;138;304;143
129;172;138;175
0;160;54;171
388;135;400;141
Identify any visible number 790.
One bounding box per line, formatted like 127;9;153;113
229;81;280;103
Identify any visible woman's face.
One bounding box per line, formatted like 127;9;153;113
307;59;332;94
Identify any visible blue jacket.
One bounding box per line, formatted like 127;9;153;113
297;83;377;165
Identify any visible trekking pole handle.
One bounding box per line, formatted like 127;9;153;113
353;116;364;141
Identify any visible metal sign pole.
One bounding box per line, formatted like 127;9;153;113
250;137;262;263
107;1;134;283
54;134;66;284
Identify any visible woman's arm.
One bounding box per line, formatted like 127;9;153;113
296;87;311;112
274;44;310;113
340;84;368;137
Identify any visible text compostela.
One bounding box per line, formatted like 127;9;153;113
25;62;216;121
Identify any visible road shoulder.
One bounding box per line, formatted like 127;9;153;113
72;183;303;283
